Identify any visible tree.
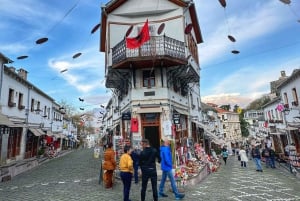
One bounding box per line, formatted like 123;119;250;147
246;95;271;110
57;99;76;117
220;104;231;111
239;110;249;137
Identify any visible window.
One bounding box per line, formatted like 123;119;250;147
143;70;155;88
37;101;40;111
18;93;24;109
8;88;15;107
31;99;34;112
283;92;289;108
292;88;299;106
43;106;47;117
47;108;50;119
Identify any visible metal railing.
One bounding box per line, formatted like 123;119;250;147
112;35;185;65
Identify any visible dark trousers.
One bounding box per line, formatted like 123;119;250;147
141;167;158;201
241;161;247;167
133;163;139;183
223;157;228;165
121;172;132;201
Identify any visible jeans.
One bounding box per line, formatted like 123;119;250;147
133;163;139;183
159;170;180;196
270;157;275;168
265;157;271;167
141;167;158;201
254;157;262;171
120;172;132;201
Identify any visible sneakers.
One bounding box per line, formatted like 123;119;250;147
158;193;168;197
175;193;185;200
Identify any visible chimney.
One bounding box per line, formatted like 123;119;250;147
280;70;286;78
18;68;28;80
8;66;16;72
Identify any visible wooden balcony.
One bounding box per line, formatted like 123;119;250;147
112;35;186;69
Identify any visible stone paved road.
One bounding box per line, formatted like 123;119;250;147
0;149;299;201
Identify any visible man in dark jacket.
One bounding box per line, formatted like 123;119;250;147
158;137;185;199
131;146;141;184
139;139;160;201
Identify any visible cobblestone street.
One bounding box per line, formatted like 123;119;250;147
0;149;299;201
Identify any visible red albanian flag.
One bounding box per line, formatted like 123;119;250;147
126;19;150;49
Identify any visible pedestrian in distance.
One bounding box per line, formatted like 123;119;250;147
158;137;185;200
119;145;134;201
103;143;116;188
221;146;229;165
239;146;248;168
139;139;161;201
269;148;276;168
251;144;263;172
262;145;271;168
131;146;141;184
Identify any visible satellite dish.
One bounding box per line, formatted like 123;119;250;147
91;23;101;34
279;0;291;4
157;23;165;35
231;50;240;54
72;52;82;59
36;37;48;44
125;25;134;37
185;23;193;34
218;0;226;8
17;55;28;60
228;35;236;42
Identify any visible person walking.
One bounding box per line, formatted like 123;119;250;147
239;146;248;168
221;146;229;165
269;148;276;168
131;146;141;184
251;144;263;172
139;139;161;201
158;137;185;200
119;145;134;201
103;143;116;188
262;146;271;168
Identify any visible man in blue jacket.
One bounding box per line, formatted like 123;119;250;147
158;137;185;200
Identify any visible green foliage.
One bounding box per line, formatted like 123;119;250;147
220;104;231;111
239;109;250;137
245;95;271;110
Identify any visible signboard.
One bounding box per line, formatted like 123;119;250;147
173;113;180;124
163;120;172;136
122;112;131;120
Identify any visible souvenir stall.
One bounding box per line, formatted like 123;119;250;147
172;136;220;187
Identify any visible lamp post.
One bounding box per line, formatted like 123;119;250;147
282;107;293;173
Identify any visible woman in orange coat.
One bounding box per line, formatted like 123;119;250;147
103;143;116;188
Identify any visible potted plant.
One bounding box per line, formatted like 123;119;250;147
37;148;45;158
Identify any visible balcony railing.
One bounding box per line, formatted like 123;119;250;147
112;35;186;68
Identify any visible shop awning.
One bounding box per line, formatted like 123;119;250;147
212;138;225;145
0;113;15;126
29;128;45;136
288;122;300;128
285;126;298;131
47;131;61;138
192;120;216;139
136;107;162;113
270;132;286;135
173;108;189;116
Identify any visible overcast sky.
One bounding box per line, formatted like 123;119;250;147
0;0;299;111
